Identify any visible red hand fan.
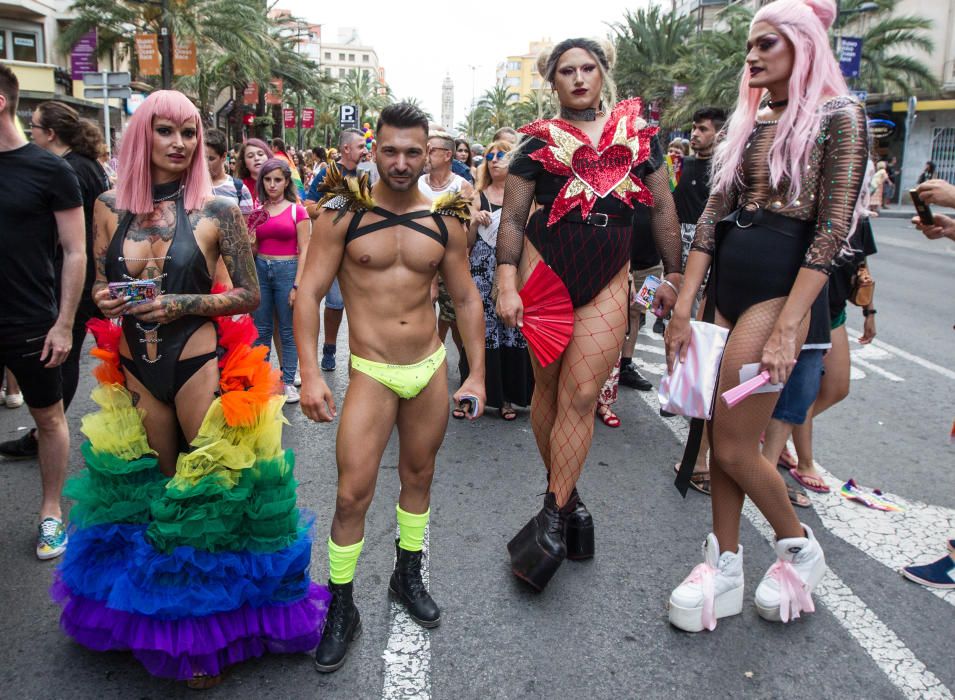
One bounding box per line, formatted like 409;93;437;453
519;262;574;367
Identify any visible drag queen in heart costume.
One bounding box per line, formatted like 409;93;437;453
495;38;682;590
51;90;328;688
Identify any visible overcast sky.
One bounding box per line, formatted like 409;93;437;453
278;0;650;128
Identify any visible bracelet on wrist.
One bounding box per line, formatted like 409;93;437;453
659;279;680;296
863;308;876;317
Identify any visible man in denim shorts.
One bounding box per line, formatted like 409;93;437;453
0;65;87;559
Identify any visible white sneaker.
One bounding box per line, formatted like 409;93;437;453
283;384;300;403
668;533;744;632
294;370;302;387
754;523;826;622
5;392;23;408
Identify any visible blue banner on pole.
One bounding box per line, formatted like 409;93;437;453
839;36;862;78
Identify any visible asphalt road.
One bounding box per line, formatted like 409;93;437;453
1;217;953;699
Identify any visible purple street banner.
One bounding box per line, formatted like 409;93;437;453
70;30;98;80
839;36;862;79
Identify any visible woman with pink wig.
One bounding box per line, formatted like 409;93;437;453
664;0;868;631
53;90;330;687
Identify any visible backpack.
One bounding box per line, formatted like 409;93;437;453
232;177;245;204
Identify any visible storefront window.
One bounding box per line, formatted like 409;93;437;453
12;32;38;62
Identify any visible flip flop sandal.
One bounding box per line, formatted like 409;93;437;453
451;404;467;420
499;407;517;421
777;446;798;471
673;462;710;495
787;486;811;509
789;467;831;493
596;406;621;428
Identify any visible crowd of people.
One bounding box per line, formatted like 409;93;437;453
0;0;952;688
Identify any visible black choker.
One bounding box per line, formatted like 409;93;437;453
152;181;183;203
560;104;605;122
767;98;789;110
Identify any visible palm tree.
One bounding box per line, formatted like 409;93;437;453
510;89;558;126
667;4;753;126
334;69;393;125
612;5;695;109
58;0;274;101
474;83;518;135
835;0;937;97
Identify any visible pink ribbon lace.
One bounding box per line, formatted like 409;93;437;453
767;559;815;623
682;562;717;631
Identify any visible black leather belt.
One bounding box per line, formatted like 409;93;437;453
723;207;813;238
552;209;633;228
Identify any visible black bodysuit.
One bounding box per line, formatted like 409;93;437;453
105;191;215;404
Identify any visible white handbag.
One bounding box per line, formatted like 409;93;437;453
658;320;729;420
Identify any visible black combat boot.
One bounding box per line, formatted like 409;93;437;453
314;580;361;673
564;488;595;560
507;493;568;591
388;541;441;628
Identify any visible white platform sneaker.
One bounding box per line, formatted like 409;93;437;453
754;523;827;622
668;533;744;632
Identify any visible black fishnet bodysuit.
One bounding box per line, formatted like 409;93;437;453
692;96;868;273
497;134;682;506
688;97;868;551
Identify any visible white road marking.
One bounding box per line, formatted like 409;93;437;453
848;331;955;382
638;390;954;700
791;459;955;608
381;524;431;700
851;356;905;382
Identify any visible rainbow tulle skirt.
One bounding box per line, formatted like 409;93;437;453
52;313;329;680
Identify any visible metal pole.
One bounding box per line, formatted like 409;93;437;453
101;71;111;157
160;0;173;90
297;93;303;151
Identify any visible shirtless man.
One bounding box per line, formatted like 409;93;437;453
294;102;486;673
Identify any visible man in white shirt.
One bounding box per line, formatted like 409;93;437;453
418;133;468;200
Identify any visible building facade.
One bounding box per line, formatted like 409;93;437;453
497;39;552;100
320;27;382;85
0;0;122;137
441;73;453;131
672;0;730;32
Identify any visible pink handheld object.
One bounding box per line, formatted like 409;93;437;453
721;370;772;408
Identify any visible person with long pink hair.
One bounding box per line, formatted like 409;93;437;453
663;0;868;631
53;90;330;687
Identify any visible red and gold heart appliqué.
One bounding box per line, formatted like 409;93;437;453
518;98;658;226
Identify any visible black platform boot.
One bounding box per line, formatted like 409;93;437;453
565;488;595;561
389;541;441;628
507;493;568;591
314;580;362;673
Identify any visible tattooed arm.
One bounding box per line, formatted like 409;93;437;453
91;192;129;318
132;199;260;323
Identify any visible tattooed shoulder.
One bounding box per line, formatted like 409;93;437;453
97;190;118;212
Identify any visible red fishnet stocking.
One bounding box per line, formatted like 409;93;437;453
542;267;629;506
707;298;808;553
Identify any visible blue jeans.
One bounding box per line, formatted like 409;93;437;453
772;349;825;425
253;257;298;385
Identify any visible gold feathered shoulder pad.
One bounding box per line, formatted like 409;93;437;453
430;191;472;226
318;161;376;223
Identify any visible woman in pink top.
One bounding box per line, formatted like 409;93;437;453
251;159;310;402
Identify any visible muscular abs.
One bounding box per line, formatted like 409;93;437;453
337;214;450;365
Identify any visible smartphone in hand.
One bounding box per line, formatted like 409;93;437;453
910;189;934;225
